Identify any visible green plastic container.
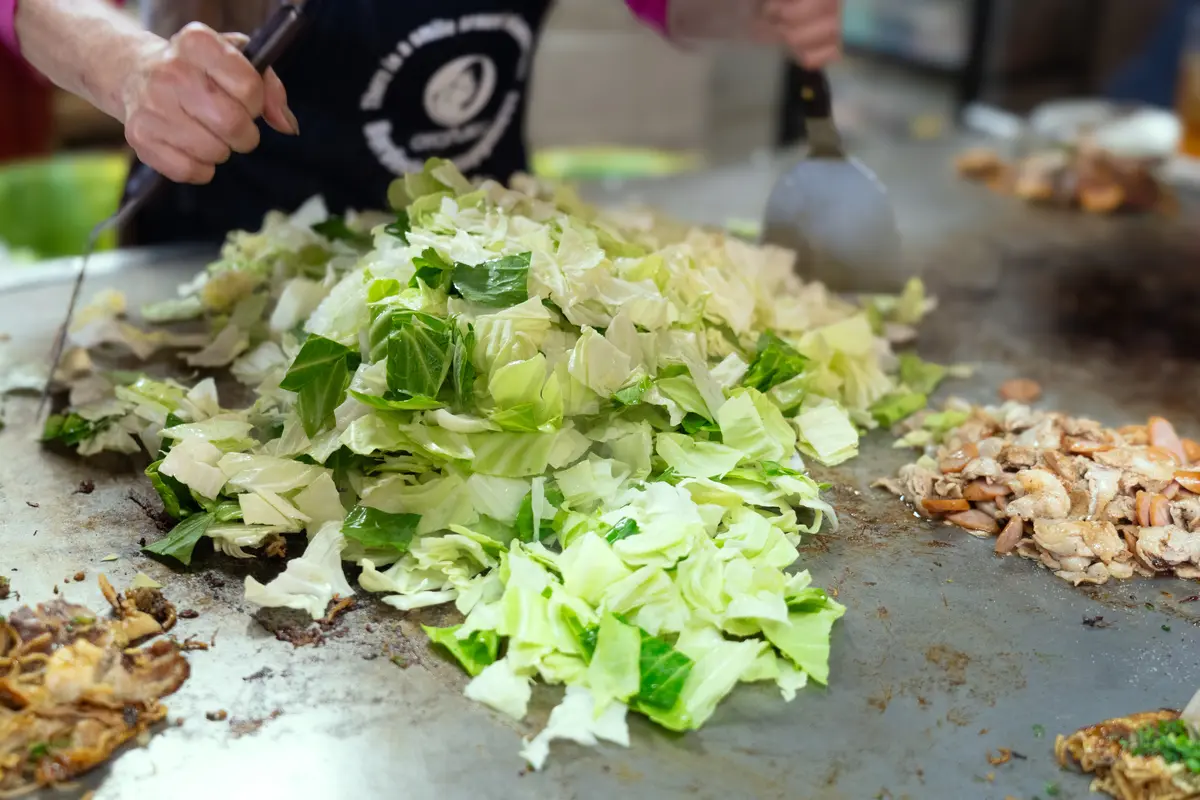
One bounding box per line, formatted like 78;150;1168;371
0;152;129;260
531;147;702;181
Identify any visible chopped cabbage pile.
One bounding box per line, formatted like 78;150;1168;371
43;159;938;768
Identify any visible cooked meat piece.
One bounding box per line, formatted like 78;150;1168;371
973;500;1001;518
1148;416;1187;464
871;477;903;496
1066;484;1094;521
1065;437;1114;456
1014;417;1063;450
1105;560;1134;580
962;457;1005;481
1007;469;1072;520
884;400;1200;589
897;463;940;504
1134;525;1200;573
922;498;970;515
933;476;965;499
1043;450;1082;483
1032;520;1126;564
1184;438;1200;465
1061;417;1104;438
1055;561;1113;586
995;518;1023;555
999;445;1039;470
96;575;172;646
976;437;1005;459
950;419;994;447
939;443;979;474
1079;181;1124;213
1118;425;1149;446
996;403;1036;432
1175;471;1200;495
6;602;112;654
947;509;1001;535
999;378;1042;403
1094;447;1179;494
955;147;1005;180
1169;496;1200;532
1085;464;1122;520
41;639;189;709
1103;494;1136;525
1013;157;1063;203
963;479;1011;502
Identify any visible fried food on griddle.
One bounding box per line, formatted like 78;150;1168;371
956;141;1170;215
0;578;190;797
878;404;1200;586
1057;710;1200;800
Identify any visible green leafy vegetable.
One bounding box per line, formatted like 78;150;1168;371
744;332;808;392
312;215;372;248
280;334;361;437
514;485;564;542
411;247;453;289
632;631;693;712
386;311;453;399
897;353;946;395
450;324;477;409
342;505;420;556
871;392;928;428
385;209;411;243
604;518;639;544
451;253;531;307
350;391;444;411
46;156;937;771
1125;719;1200;773
423;625;500;677
145;459;199;520
143;512;214;566
42;413;108;447
612;375;652;406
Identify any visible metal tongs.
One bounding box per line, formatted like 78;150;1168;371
38;3;308;418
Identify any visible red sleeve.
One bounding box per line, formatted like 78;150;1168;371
1;0;20;53
626;0;670;35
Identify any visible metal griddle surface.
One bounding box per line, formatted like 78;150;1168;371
2;140;1199;800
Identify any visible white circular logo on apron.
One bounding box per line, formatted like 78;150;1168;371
424;54;498;128
359;14;533;176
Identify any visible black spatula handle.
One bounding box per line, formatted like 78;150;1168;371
123;4;308;212
794;68;832;121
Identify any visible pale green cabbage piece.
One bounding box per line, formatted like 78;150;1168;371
51;158;937;770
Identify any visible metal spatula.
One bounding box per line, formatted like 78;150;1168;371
762;68;904;294
37;2;309;418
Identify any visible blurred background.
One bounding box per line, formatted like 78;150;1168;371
0;0;1195;261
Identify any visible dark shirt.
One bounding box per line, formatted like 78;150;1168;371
127;0;553;246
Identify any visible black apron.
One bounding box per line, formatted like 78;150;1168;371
125;0;553;246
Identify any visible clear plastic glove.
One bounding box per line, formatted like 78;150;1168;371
119;23;299;184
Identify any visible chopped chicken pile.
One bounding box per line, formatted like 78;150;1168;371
1057;710;1200;800
0;577;189;796
877;401;1200;586
955;144;1171;215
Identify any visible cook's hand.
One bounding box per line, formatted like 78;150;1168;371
119;23;299;184
761;0;843;70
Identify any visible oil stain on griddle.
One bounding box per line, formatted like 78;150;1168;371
1047;232;1200;360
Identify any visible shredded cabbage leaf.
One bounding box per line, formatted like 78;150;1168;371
44;158;939;768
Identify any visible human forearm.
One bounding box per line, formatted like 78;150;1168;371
14;0;159;120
